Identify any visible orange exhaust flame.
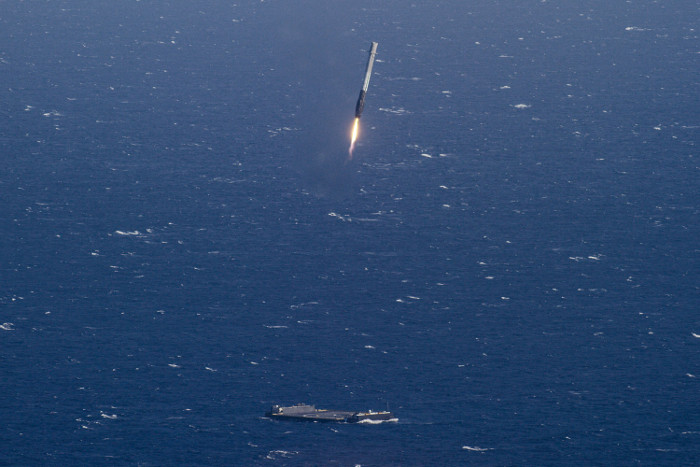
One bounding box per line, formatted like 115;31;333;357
348;117;360;159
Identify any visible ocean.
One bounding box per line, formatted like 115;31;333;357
1;1;698;465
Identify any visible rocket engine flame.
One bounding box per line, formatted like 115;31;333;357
348;117;360;158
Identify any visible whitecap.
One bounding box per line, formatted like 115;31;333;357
42;110;64;117
357;417;398;424
513;103;531;109
265;450;298;460
462;445;491;451
328;212;350;222
378;107;410;115
115;230;141;236
0;322;14;331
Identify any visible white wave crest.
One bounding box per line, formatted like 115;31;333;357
462;445;491;451
265;450;298;460
115;230;141;236
357;417;399;424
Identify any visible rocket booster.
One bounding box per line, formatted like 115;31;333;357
354;42;378;118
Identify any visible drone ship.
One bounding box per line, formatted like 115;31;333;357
265;403;396;423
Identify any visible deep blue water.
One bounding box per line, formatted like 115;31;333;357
1;1;699;465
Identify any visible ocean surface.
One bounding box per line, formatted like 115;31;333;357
1;1;698;465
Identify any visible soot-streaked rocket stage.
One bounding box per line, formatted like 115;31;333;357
348;42;378;159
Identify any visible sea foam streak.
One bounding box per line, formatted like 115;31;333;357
462;446;491;451
357;417;399;424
